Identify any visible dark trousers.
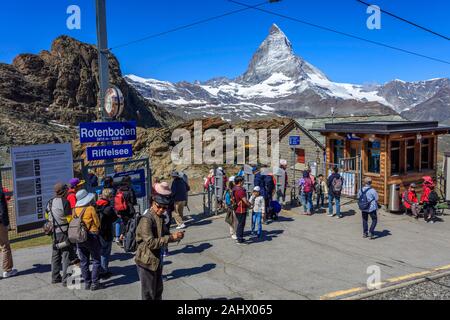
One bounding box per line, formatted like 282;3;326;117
51;232;71;284
137;264;163;300
235;212;247;242
424;205;436;221
77;233;101;286
316;192;325;208
362;211;378;235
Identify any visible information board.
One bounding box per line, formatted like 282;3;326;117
11;143;73;232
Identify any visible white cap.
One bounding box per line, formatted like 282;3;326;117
218;167;223;171
229;176;235;182
253;186;261;192
280;159;287;166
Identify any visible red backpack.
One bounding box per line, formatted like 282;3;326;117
303;178;313;193
114;191;128;212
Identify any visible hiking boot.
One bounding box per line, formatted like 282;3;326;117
231;234;237;240
52;278;62;284
2;269;18;278
363;233;368;238
369;234;375;240
84;282;92;290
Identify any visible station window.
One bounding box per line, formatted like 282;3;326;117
367;140;381;173
421;138;434;170
406;139;415;172
332;140;344;165
390;141;401;175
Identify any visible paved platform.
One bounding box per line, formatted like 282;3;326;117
1;199;450;300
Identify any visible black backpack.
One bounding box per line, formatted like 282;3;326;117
428;191;439;206
123;212;142;253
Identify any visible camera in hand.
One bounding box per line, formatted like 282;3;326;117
55;239;71;250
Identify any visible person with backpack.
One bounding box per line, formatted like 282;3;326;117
72;190;102;291
46;183;73;286
403;183;420;219
264;173;277;220
299;170;314;215
420;176;439;223
253;167;267;223
315;174;328;210
225;178;237;240
357;177;379;239
115;176;138;245
232;176;251;244
0;186;18;279
135;194;185;300
171;171;190;230
327;167;344;219
96;188;118;280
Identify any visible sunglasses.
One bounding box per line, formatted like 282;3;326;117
155;203;169;210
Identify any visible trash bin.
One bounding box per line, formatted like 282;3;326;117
389;184;401;213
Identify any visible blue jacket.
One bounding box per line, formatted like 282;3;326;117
357;186;379;213
171;178;189;202
253;173;267;198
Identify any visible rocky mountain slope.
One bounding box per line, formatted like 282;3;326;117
0;35;180;148
126;24;449;122
401;86;450;121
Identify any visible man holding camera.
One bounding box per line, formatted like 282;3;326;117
47;183;73;286
135;194;185;300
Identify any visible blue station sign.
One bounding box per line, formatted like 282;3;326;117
86;144;133;161
79;121;137;143
113;169;146;198
289;136;301;146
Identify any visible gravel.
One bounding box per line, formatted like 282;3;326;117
365;275;450;300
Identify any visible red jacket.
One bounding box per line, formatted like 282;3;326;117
420;184;433;204
2;187;11;202
403;190;418;209
67;188;77;209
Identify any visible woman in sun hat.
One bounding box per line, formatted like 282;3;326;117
73;189;102;291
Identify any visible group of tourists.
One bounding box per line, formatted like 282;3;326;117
45;176;137;290
0;158;444;300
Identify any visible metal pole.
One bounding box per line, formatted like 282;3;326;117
95;0;114;176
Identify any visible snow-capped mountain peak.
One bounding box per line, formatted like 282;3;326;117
239;23;328;84
125;24;449;122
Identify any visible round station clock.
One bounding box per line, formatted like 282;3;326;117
104;86;124;119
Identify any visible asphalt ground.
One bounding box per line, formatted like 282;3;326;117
1;197;450;300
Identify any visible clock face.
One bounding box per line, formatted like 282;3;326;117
104;87;123;118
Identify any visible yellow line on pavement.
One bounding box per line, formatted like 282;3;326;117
320;287;365;300
320;263;450;300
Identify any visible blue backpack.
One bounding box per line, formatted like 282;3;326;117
358;188;373;211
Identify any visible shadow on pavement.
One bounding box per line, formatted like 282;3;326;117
170;243;213;255
166;263;216;281
104;264;139;287
18;263;51;276
373;229;392;239
110;251;134;262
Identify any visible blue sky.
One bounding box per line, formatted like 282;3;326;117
0;0;449;84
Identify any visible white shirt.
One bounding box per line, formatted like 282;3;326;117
249;195;266;214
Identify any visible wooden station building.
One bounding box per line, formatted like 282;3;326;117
315;121;450;206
